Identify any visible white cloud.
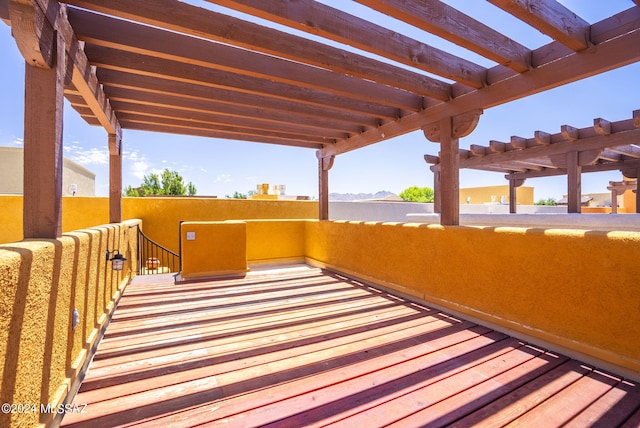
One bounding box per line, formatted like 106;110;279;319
130;161;149;180
216;174;232;183
69;147;109;165
123;150;141;161
11;137;23;146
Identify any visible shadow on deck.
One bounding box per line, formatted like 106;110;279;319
62;265;640;427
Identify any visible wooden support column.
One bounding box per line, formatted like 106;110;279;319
423;109;482;226
567;150;582;213
13;0;67;238
433;170;441;214
439;118;459;225
509;181;517;213
508;178;525;214
610;188;619;214
109;133;123;223
317;152;334;220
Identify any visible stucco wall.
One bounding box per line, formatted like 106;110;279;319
1;214;640;426
122;197;317;254
180;221;248;279
178;220;307;279
460;185;534;205
0;196;110;245
0;147;95;196
304;220;640;379
0;220;138;427
0;196;316;247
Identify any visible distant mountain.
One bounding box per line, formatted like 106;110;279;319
329;191;398;201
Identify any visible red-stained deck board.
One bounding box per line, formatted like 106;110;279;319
61;265;640;427
142;327;500;427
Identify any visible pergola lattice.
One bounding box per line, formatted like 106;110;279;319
425;111;640;213
1;0;639;237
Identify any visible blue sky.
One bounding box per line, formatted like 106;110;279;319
0;1;638;200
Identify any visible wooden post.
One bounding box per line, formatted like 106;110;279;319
317;153;334;220
109;133;123;223
508;178;525;214
423;109;482;226
22;31;66;239
509;180;517;214
567;151;582;213
433;170;441;214
439;117;459;225
610;188;619;214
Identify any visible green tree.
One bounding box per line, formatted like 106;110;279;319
535;197;557;206
399;186;434;203
186;182;197;196
124;168;196;196
226;191;247;199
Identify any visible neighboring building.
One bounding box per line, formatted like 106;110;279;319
0;146;95;195
460;185;534;205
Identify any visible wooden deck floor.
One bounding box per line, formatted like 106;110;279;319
62;265;640;427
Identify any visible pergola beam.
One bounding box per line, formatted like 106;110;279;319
83;45;404;121
355;0;532;72
98;70;377;132
111;102;349;142
427;112;640;214
67;7;424;113
118;112;333;147
321;10;640;158
121;122;324;150
212;0;487;89
487;0;590;51
455;121;640;170
506;159;640;181
7;0;121;136
63;0;451;101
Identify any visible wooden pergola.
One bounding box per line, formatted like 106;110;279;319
2;0;639;237
425;111;640;214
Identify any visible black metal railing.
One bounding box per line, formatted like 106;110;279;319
136;226;180;275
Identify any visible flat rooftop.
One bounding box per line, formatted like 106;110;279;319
62;265;640;427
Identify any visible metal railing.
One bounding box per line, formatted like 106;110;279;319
135;226;180;275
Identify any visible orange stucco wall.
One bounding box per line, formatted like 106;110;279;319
0;196;317;249
179;220;308;279
2;202;639;425
304;220;640;378
123;198;316;254
460;185;534;205
0;220;138;427
180;221;248;279
0;196;110;245
623;185;637;212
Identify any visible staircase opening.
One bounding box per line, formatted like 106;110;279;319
135;226;180;275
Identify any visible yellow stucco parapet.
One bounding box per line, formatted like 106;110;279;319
304;220;640;380
2;208;640;426
0;220;139;427
0;196;317;248
179;221;249;280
